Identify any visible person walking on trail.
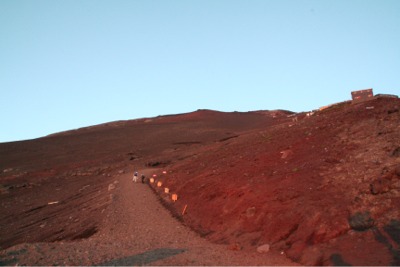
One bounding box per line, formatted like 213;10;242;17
133;171;138;183
141;174;146;184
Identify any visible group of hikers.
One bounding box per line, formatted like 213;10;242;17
132;171;146;183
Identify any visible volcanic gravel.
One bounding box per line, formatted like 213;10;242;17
0;169;297;266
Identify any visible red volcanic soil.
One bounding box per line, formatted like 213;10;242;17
1;98;400;265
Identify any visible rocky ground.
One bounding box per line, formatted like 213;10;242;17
1;96;399;265
0;169;296;266
159;97;400;265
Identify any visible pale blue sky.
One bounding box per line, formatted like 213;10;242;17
1;0;399;142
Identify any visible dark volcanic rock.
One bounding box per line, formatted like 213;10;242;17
370;178;391;195
384;220;400;245
349;211;374;231
395;165;400;177
392;147;400;157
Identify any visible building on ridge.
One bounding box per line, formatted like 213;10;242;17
351;88;374;103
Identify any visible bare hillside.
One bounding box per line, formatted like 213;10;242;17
1;98;399;265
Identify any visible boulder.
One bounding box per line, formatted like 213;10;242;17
280;150;293;159
370;178;391;195
257;244;270;253
349;211;374;231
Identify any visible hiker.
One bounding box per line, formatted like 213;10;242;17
133;171;138;183
141;174;146;183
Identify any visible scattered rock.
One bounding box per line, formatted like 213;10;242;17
127;153;138;161
0;185;9;195
326;157;341;164
79;185;90;192
392;147;400;157
381;166;391;175
349;211;374;231
228;242;242;251
285;241;306;261
395;165;400;177
383;220;400;245
257;244;270;253
108;184;116;191
370;178;391;195
280;150;293;159
246;207;256;218
146;161;170;167
387;108;399;114
330;253;352;266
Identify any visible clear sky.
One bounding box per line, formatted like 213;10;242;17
1;0;399;143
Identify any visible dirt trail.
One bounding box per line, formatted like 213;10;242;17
1;170;297;265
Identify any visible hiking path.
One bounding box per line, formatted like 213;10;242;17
0;169;297;266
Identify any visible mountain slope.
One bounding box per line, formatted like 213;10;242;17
152;97;400;265
0;110;284;251
1;98;399;265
